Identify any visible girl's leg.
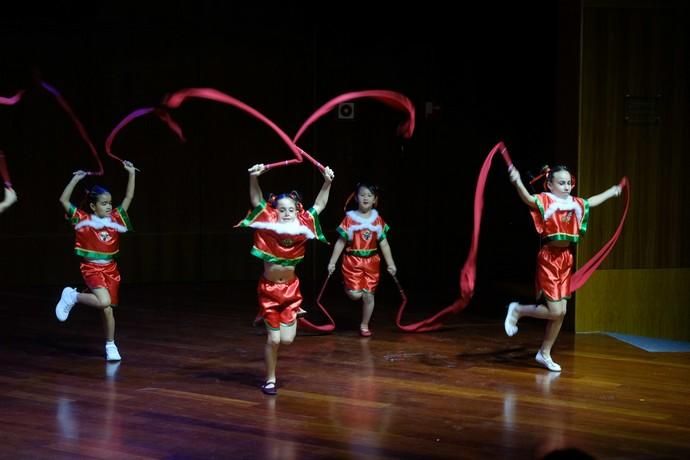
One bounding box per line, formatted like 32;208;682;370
102;306;115;342
538;299;567;367
97;289;122;361
505;299;566;371
261;322;296;395
504;299;564;336
279;321;297;345
360;292;375;333
56;287;111;322
79;288;111;309
264;328;281;385
345;290;363;301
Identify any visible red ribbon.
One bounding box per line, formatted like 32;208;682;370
295;91;415;332
0;90;24;106
40;82;104;176
570;177;630;292
0;152;12;187
297;274;336;332
0;90;24;187
105;107;186;164
396;141;513;332
293;89;415;142
162;88;416;174
395;141;626;332
162;88;316;169
160;87;415;332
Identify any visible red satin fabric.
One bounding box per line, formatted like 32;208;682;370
257;276;303;330
536;245;574;301
341;254;381;293
80;261;121;306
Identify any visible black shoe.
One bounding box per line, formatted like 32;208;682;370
261;381;277;395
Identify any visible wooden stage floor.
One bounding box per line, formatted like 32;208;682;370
1;283;689;459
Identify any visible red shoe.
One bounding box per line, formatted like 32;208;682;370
359;328;372;337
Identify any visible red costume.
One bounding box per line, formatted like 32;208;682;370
529;193;589;301
336;209;389;293
237;199;327;328
68;205;133;306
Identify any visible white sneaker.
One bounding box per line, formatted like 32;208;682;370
504;302;519;336
535;350;561;372
55;287;78;322
105;343;122;362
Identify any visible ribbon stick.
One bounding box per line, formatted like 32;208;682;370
40;81;104;175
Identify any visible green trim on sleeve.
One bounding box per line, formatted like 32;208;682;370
116;206;134;231
237;199;268;227
534;195;545;218
336;226;349;241
579;199;590;236
68;205;79;225
378;223;390;241
308;207;328;244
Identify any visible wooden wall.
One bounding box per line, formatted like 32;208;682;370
576;0;690;340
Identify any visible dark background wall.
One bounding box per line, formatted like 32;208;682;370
0;2;629;319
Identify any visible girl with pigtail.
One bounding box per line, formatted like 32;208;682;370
504;164;622;372
326;182;397;337
237;163;334;395
54;161;137;362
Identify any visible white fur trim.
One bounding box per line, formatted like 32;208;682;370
250;221;316;239
75;215;128;233
543;193;583;222
345;209;382;240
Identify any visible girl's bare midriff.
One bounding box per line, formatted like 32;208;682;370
263;262;296;283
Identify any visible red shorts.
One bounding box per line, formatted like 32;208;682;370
257;276;302;330
341;253;381;293
80;260;121;306
535;245;573;302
